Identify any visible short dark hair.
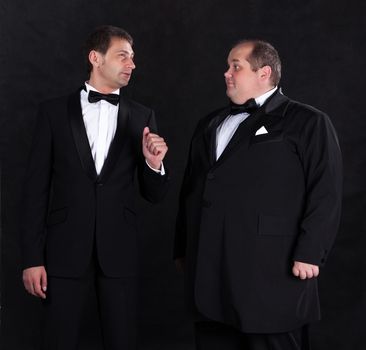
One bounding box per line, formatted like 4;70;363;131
84;25;133;74
234;39;281;86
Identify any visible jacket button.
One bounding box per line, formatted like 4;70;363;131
207;173;215;180
97;182;103;186
202;199;212;208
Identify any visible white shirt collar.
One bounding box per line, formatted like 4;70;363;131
255;86;277;107
84;82;120;95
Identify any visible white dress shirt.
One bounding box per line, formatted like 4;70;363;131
81;83;119;175
81;82;165;175
216;87;277;160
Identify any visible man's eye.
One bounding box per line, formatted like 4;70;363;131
234;65;240;70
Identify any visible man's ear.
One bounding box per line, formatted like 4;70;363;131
88;50;101;69
259;65;272;82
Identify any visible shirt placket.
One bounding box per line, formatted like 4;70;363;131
95;101;109;174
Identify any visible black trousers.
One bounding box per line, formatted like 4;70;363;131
41;251;137;350
195;321;310;350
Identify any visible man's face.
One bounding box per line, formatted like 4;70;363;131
224;44;264;104
93;38;135;90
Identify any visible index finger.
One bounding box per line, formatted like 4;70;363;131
33;283;46;299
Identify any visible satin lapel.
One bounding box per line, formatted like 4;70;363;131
212;90;290;169
212;108;265;169
68;89;97;181
204;107;231;165
98;94;130;182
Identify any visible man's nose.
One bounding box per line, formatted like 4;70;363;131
224;69;232;78
128;58;136;69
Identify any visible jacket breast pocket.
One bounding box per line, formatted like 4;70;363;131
46;207;68;226
258;214;297;236
250;130;283;146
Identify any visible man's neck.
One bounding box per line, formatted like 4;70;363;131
87;78;119;94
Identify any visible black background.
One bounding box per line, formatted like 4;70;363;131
1;0;365;349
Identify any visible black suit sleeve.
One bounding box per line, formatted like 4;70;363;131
21;106;52;269
137;109;170;203
292;111;342;266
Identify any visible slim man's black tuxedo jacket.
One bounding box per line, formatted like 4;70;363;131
22;88;169;278
174;89;342;333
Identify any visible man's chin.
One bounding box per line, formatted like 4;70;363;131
226;94;245;105
226;89;235;99
118;80;129;88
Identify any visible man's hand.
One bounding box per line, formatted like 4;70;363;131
175;258;185;273
142;127;168;170
22;266;47;299
292;261;319;280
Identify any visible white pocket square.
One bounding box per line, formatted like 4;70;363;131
255;126;268;136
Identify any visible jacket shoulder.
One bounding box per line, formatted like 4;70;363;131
123;97;153;115
286;98;328;119
39;94;69;111
284;98;333;131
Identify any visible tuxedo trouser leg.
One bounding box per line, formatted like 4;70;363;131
41;271;94;350
96;274;137;350
195;322;243;350
195;322;310;350
245;326;310;350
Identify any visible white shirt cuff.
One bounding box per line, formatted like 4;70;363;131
145;159;165;175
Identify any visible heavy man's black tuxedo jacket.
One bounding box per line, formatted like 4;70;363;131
174;90;342;333
22;88;169;278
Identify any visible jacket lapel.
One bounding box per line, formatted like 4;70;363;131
204;107;231;165
211;89;290;169
98;94;130;182
68;88;130;183
68;89;98;182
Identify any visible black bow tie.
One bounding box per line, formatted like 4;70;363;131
230;98;258;115
88;90;120;105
